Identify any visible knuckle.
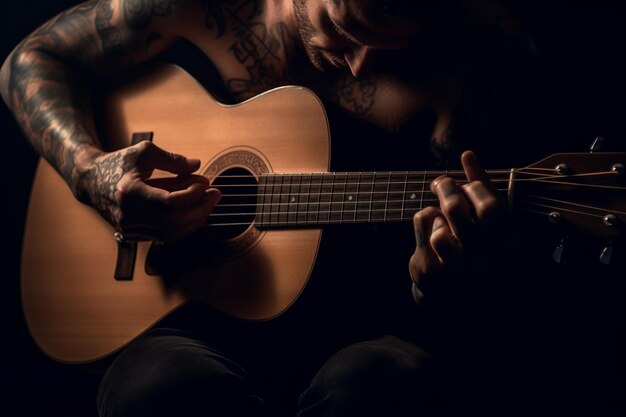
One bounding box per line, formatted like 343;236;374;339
474;196;499;221
429;229;447;248
134;140;152;153
413;206;437;223
409;254;428;281
441;194;465;217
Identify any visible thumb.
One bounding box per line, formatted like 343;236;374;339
139;141;201;175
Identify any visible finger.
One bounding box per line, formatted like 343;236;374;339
146;174;210;192
167;184;221;212
461;150;500;196
409;207;441;283
132;177;220;213
123;190;221;241
462;180;517;264
164;189;222;239
461;180;505;228
461;150;488;183
137;141;201;175
430;176;475;247
429;215;462;268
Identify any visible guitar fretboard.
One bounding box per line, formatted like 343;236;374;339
254;171;461;228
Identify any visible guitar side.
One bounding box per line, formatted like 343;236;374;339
21;64;331;364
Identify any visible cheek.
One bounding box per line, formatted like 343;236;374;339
302;2;336;48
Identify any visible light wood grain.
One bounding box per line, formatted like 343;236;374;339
22;64;330;363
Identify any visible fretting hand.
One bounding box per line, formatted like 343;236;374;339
409;151;518;302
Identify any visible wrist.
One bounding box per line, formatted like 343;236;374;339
71;143;104;203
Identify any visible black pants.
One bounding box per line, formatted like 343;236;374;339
96;328;433;417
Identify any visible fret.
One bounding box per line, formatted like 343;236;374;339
419;170;427;212
368;172;375;222
403;171;423;219
344;174;358;222
387;172;405;221
308;174;322;224
356;173;374;223
270;174;282;227
256;175;266;227
330;173;347;223
297;175;311;225
383;171;391;222
319;173;333;224
400;171;408;221
278;175;291;226
287;175;300;226
371;172;388;222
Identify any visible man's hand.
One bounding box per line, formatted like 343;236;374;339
409;150;517;302
77;140;221;242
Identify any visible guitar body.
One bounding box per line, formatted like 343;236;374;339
22;64;330;363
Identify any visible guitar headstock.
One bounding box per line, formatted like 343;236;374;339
511;151;625;264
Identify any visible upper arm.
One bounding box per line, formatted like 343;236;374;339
4;0;201;75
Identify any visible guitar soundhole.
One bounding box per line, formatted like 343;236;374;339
209;167;258;240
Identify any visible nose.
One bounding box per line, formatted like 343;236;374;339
345;45;372;78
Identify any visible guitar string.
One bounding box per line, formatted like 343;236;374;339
216;187;512;204
513;201;607;219
207;167;619;181
205;196;620;224
212;198;626;222
214;176;626;201
208;172;624;193
204;197;614;227
204;166;586;180
514;192;626;215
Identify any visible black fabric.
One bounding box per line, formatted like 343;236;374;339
97;325;433;417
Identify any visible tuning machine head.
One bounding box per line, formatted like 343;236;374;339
599;240;613;266
552;236;567;264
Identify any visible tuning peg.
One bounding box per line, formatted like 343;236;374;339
599;241;613;266
552;237;567;264
589;136;605;153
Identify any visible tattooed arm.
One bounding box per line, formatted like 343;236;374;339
0;0;220;240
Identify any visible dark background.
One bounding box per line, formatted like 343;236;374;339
1;1;624;416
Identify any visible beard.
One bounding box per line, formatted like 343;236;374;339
292;0;337;72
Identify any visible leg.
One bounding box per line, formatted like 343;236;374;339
296;335;434;417
97;328;266;417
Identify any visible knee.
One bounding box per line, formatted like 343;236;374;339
325;336;432;388
299;336;433;416
97;333;262;417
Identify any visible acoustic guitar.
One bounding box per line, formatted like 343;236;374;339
21;63;625;363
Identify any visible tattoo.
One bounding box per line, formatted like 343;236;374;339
96;0;128;58
79;148;139;227
326;74;378;116
430;127;454;169
201;0;296;99
227;21;295;98
415;228;426;248
3;0;174;194
202;0;260;38
432;218;444;232
3;3;99;190
124;0;177;29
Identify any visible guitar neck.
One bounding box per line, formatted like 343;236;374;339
250;170;512;229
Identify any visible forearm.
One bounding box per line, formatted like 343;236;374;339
0;0;182;197
1;45;102;197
